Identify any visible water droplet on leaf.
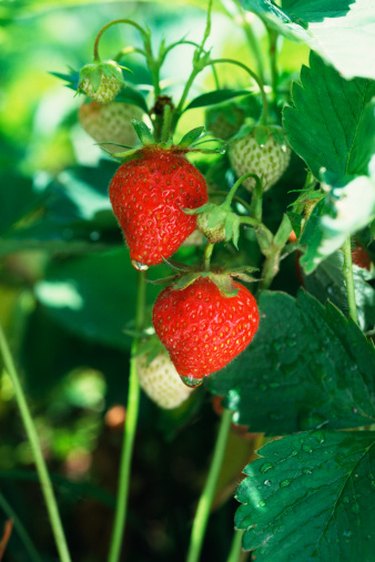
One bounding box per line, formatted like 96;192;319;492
260;462;273;474
280;479;290;488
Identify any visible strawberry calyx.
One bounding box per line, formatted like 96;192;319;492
78;60;125;103
230;120;288;149
112;124;223;162
157;267;258;298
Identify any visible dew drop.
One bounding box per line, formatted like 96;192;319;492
180;375;202;388
280;479;290;488
302;444;313;453
260;462;273;474
264;479;272;487
343;530;352;538
291;450;298;457
303;468;313;475
131;259;149;271
258;500;266;508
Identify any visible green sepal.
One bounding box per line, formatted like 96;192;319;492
255;224;274;256
50;68;80;90
131;120;155;145
274;213;293;248
178;126;206;148
136;334;166;364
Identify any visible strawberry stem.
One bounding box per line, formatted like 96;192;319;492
226;530;244;562
342;237;359;325
107;270;146;562
0;324;72;562
204;243;215;271
186;409;232;562
93;19;149;62
225;173;262;208
207;58;269;125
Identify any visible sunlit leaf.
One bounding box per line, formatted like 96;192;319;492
236;431;375;561
207;291;375;433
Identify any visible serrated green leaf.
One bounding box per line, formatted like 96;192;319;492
283;52;375;180
184;89;251;111
236;431;375;562
300;175;375;273
242;0;375;79
304;251;375;332
206;290;375;434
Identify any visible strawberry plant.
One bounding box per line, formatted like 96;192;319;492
0;1;374;562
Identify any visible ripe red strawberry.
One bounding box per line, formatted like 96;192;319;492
109;147;208;268
152;276;260;384
137;351;194;409
79;101;145;153
352;244;372;271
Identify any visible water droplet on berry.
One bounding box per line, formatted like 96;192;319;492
131;260;149;271
180;375;202;388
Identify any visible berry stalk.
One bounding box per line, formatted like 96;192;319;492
342;237;359;325
0;324;72;562
186;408;232;562
226;530;244;562
107;270;146;562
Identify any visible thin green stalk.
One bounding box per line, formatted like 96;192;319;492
226;529;244;562
267;27;279;103
93;18;148;61
186;409;232;562
342;238;359;325
0;492;43;562
107;270;146;562
0;326;71;562
204;243;214;271
234;0;265;83
208;58;268;125
225;173;262;208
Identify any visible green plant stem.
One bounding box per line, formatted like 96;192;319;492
204;243;214;271
342;237;359;325
234;0;265;83
186;408;232;562
226;529;244;562
93;18;147;61
267;27;279;103
209;58;268;125
225;173;262;208
107;270;146;562
0;325;71;562
0;492;43;562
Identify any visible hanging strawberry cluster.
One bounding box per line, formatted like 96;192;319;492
56;2;294;403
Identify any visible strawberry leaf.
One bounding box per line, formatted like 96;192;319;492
300;174;375;273
116;85;149;113
303;251;375;332
206;290;375;433
283;51;375;180
235;430;375;561
241;0;375;79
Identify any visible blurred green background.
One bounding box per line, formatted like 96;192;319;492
0;1;308;560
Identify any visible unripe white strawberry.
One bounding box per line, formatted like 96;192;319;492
136;352;194;409
79;101;145;153
78;60;124;103
229;130;291;192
